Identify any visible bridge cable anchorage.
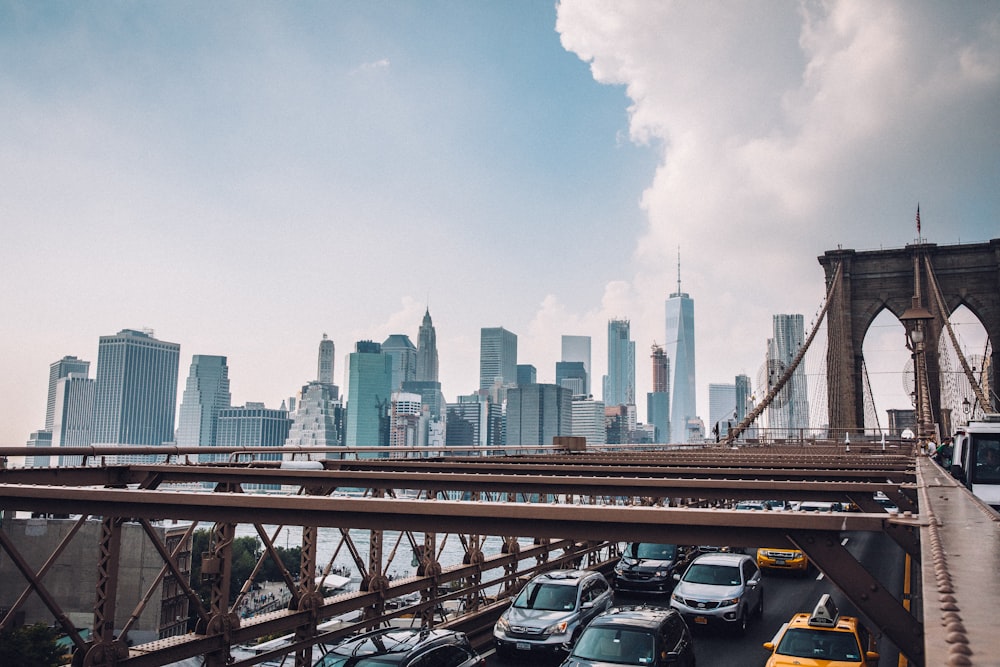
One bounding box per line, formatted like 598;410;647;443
923;254;993;414
723;260;843;446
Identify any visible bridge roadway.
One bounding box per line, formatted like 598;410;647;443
0;442;996;666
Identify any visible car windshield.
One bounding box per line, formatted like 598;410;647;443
513;582;577;611
571;626;656;665
683;563;740;586
776;628;862;661
632;543;677;559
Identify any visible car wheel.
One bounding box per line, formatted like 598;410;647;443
756;591;764;617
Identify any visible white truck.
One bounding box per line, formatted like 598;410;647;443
950;413;1000;510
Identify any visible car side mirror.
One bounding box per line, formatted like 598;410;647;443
581;600;594;609
762;642;775;651
866;651;880;661
950;464;965;483
672;573;681;581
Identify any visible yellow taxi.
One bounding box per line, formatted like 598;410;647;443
756;547;809;573
763;595;879;667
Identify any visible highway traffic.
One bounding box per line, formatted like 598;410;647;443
482;530;905;667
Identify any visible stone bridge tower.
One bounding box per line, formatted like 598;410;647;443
818;239;1000;434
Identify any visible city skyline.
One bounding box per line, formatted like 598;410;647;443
2;2;998;446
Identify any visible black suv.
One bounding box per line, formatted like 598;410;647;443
313;627;485;667
612;543;696;594
559;605;696;667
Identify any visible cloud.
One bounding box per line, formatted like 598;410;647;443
352;58;391;75
556;0;1000;418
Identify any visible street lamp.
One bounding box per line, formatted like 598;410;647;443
900;299;934;443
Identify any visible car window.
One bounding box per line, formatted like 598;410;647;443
634;543;677;559
572;626;655;665
742;559;757;581
777;628;862;661
590;577;609;598
408;645;474;667
513;581;577;611
683;563;740;586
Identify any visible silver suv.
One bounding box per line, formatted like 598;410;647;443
493;569;613;660
669;552;763;635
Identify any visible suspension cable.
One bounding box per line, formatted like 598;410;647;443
724;261;843;445
923;254;992;413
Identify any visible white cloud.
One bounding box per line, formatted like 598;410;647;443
556;0;1000;421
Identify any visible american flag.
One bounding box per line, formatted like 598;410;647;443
916;204;921;236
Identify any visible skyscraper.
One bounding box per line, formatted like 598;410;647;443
708;383;737;440
217;402;291;488
647;344;670;443
92;329;180;452
555;361;587;396
603;319;635;407
415;308;439;383
382;334;417;391
317;334;335;384
505;384;571;447
666;258;696;443
51;373;95;465
479;327;517;393
45;355;90;431
571;395;606;445
345;340;392;451
176;355;231;456
516;364;537;386
561;335;591;396
767;314;810;432
446;394;503;449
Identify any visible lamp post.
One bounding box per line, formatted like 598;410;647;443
900;299;934;444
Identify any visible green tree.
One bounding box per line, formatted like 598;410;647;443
0;623;62;667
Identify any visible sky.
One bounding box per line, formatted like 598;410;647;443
1;1;998;447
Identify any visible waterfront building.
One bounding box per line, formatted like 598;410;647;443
317;334;335;384
647;344;670;443
516;364;536;386
479;327;517;393
709;383;737;440
26;429;53;468
284;381;342;455
217;403;291;488
561;335;591;396
604;405;630;445
382;334;417;392
666;260;696;443
446;394;502;449
505;384;571;447
92;329;180;461
603;319;635;407
344;340;392;451
52;373;95;465
765;314;810;434
415;308;440;383
571;395;606;445
556;361;587;397
45;355;90;431
390;391;423;448
176;355;231;459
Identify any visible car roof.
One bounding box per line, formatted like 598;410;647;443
588;605;679;630
531;569;596;585
331;627;464;658
786;611;860;633
689;552;749;566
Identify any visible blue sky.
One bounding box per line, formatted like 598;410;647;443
2;1;997;446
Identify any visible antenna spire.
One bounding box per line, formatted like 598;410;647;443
677;246;682;294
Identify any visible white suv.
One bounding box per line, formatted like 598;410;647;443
669;552;763;635
493;569;613;660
